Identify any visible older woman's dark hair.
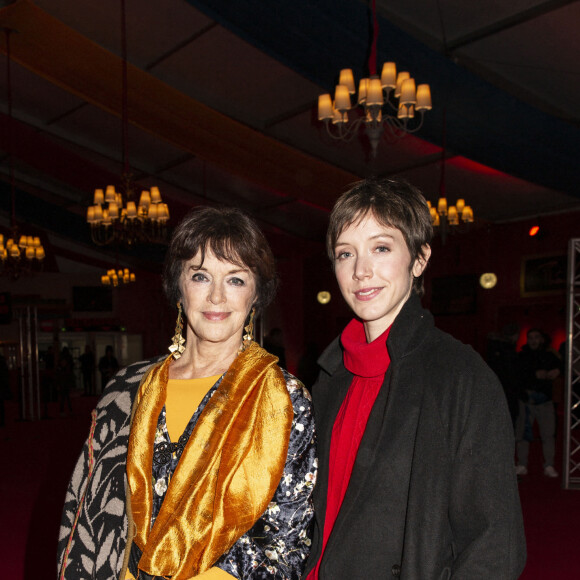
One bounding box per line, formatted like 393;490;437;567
163;206;278;311
327;178;433;295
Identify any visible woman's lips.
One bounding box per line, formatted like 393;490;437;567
202;311;230;321
354;287;382;301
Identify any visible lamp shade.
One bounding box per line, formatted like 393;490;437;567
366;78;384;106
357;78;369;104
93;188;104;205
394;72;410;97
430;207;440;226
318;94;333;120
108;201;119;220
462;206;474;222
415;84;432;111
399;78;416;106
448;206;459;225
105;185;116;203
380;62;397;88
339;68;356;94
334;84;351;111
139;190;151;208
437;197;448;215
126;201;137;218
150;186;161;203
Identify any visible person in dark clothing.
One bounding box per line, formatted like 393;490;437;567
98;345;119;393
304;178;525;579
79;345;96;396
486;322;523;427
515;328;562;478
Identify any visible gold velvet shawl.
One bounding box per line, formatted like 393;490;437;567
126;342;293;579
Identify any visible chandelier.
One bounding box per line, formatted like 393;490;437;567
427;197;474;228
101;267;136;286
87;181;170;247
317;1;432;157
0;232;46;278
86;0;170;247
428;114;474;240
0;28;46;279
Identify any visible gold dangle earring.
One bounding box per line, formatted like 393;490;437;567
242;307;255;350
169;302;186;359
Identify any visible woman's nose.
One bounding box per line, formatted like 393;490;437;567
208;283;225;304
353;255;372;280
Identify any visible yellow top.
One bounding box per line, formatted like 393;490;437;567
165;375;221;442
126;374;233;579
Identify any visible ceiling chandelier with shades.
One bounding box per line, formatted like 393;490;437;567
317;0;432;157
428;110;474;240
87;181;170;247
101;267;136;287
0;28;46;279
86;0;170;247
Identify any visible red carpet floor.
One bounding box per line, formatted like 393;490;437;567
1;393;579;579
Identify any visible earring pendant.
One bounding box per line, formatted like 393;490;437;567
169;302;186;359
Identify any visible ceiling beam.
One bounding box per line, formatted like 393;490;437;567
446;0;578;52
0;0;357;211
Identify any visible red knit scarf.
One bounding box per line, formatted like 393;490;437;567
308;318;390;579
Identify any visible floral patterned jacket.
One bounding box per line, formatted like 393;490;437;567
57;356;317;579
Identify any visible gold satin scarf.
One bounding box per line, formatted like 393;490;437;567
126;342;293;579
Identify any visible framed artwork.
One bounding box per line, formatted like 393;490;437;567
520;254;567;297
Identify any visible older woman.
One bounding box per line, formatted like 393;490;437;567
304;179;526;579
58;207;316;580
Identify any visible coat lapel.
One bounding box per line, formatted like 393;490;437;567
327;360;425;553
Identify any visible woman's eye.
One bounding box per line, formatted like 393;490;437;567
191;272;208;282
376;245;390;253
229;277;245;286
335;251;352;260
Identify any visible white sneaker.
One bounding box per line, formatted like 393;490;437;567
515;465;528;476
544;466;558;478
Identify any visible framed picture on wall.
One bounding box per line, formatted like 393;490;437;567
520;254;567;297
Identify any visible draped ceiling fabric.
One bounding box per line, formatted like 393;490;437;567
186;0;580;199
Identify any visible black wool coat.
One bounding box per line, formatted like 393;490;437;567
303;295;526;580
